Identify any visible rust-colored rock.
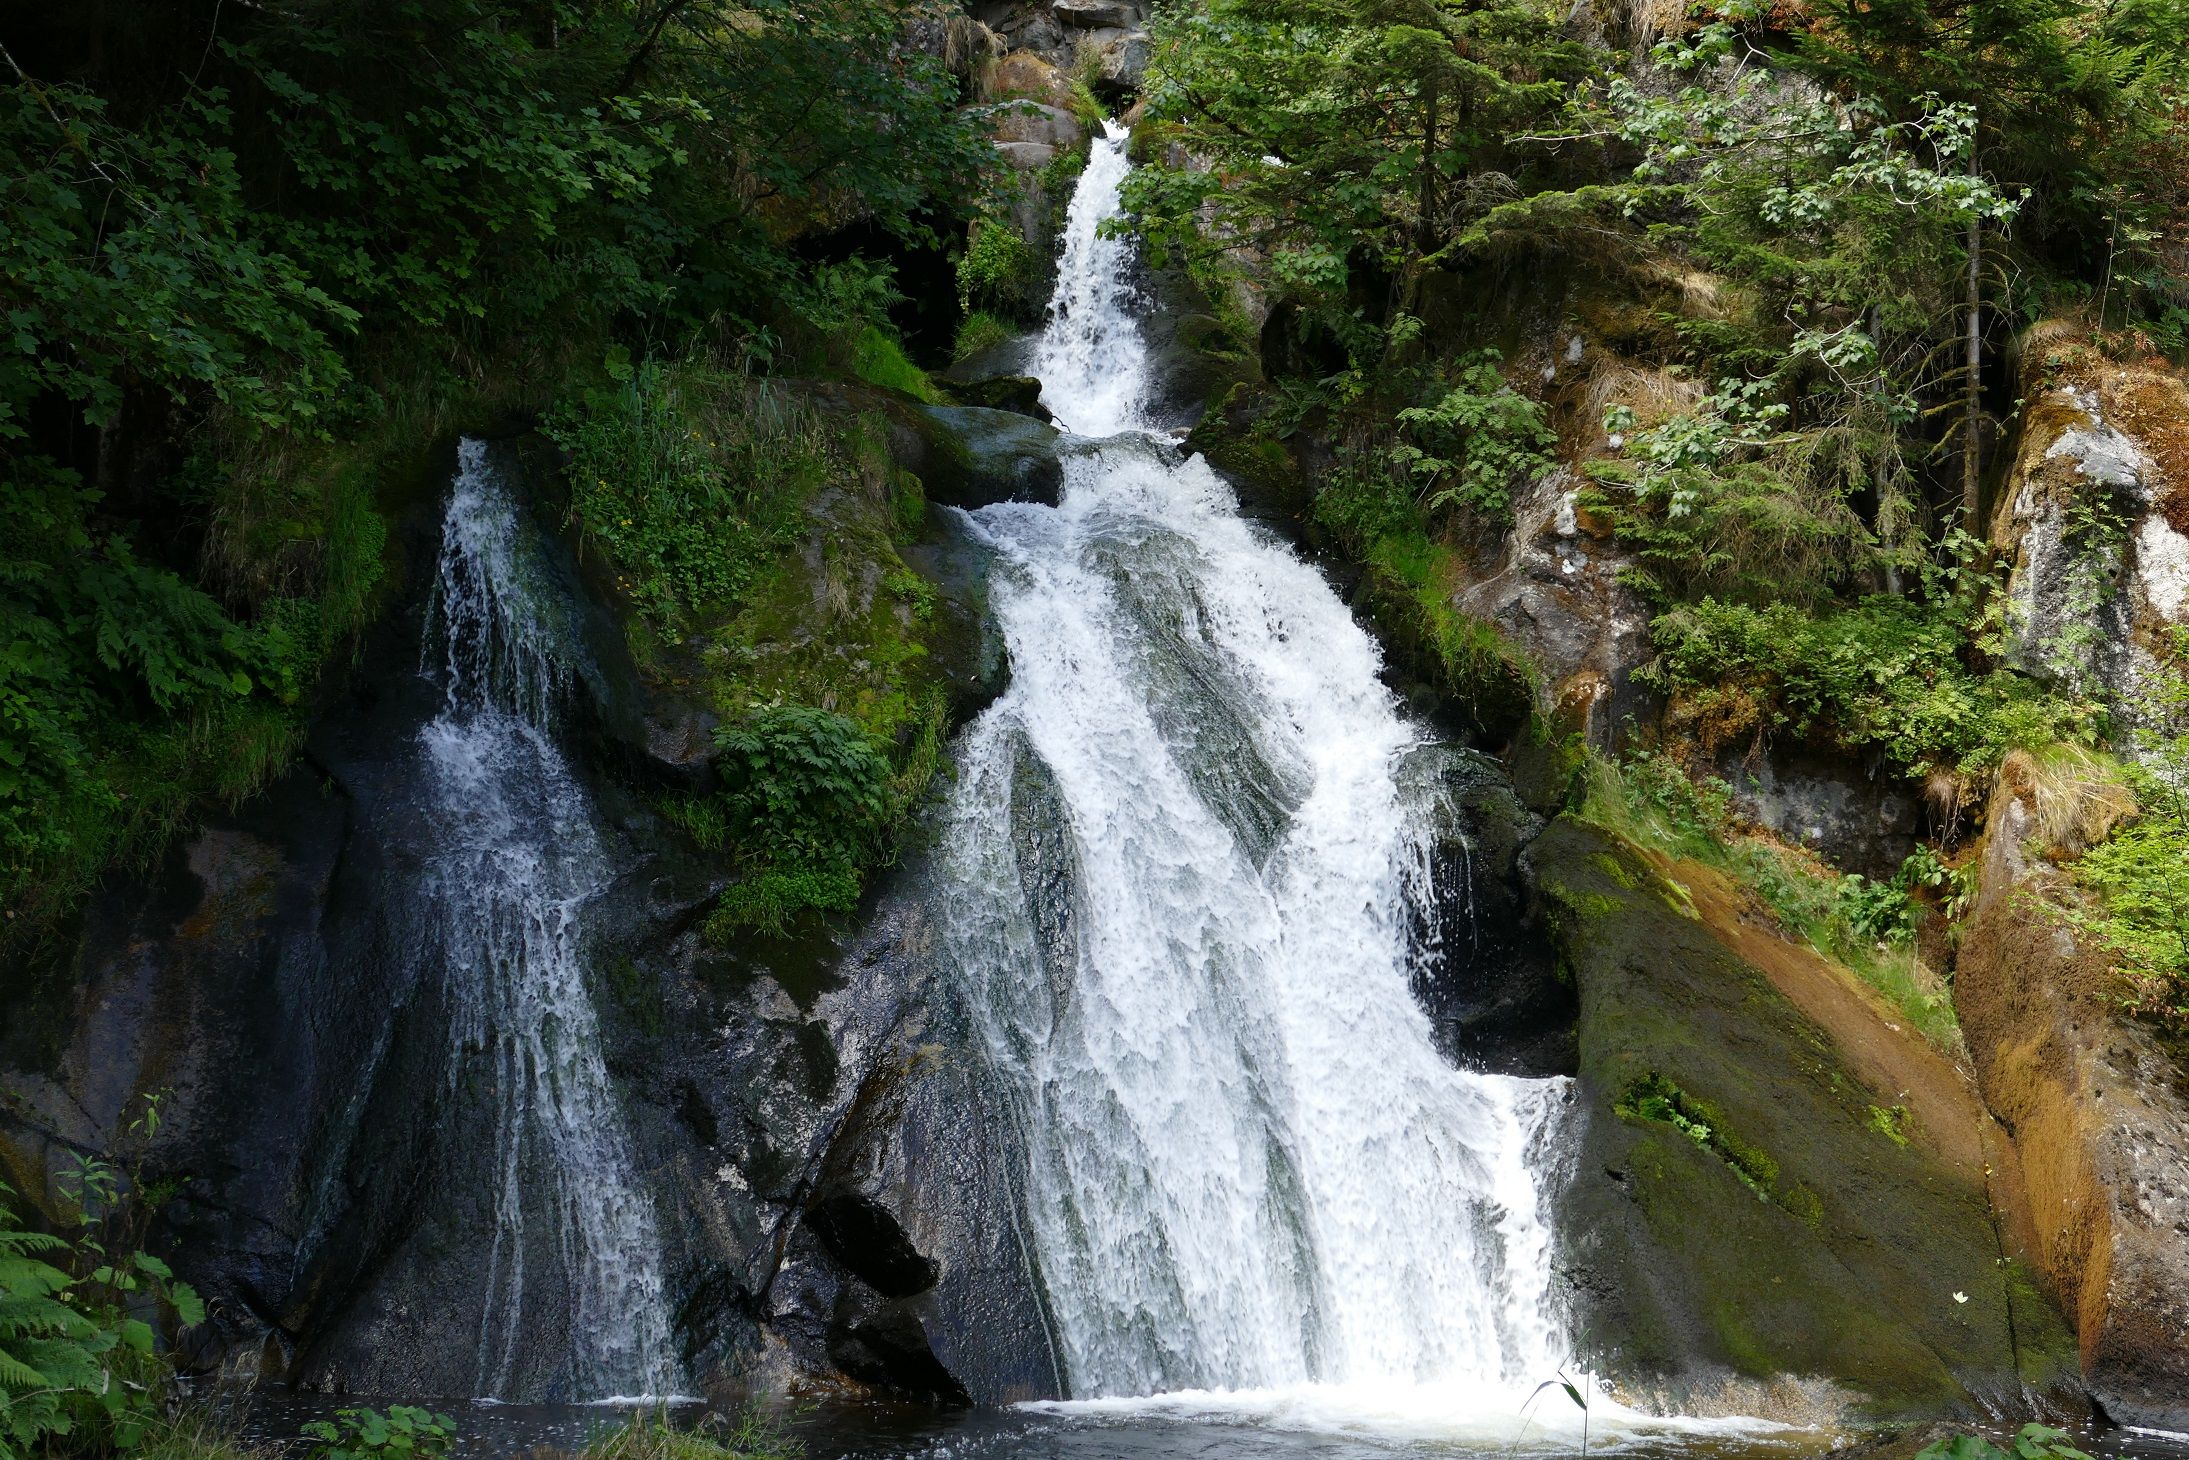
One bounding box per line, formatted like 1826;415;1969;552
1957;785;2189;1428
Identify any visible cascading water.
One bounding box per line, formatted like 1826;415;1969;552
938;123;1572;1410
414;440;678;1402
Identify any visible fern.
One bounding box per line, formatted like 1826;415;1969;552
1;1193;105;1460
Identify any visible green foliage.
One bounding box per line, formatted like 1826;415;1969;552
1914;1424;2094;1460
298;1410;456;1460
1392;351;1556;523
956;223;1040;320
545;366;829;640
1129;0;1588;298
849;330;945;404
2;0;995;944
0;1093;206;1460
579;1407;800;1460
704;706;899;938
1616;1073;1775;1200
2061;652;2189;1026
717;707;895;856
1644;594;2099;780
952;311;1019;364
0;1190;96;1460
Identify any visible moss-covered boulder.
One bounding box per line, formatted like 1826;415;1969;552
1528;815;2081;1421
912;405;1064;508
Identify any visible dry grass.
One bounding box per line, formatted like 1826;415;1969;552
1577;359;1704;443
2000;744;2139;856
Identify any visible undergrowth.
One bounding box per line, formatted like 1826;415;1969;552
2055;644;2189;1028
545;364;830;641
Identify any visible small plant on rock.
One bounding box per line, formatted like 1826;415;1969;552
299;1408;457;1460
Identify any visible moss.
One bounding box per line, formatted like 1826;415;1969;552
1868;1103;1913;1146
1348;527;1537;741
1535;814;2061;1415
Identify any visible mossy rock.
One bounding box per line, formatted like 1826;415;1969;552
949;374;1051;421
1527;815;2082;1420
911;405;1064;508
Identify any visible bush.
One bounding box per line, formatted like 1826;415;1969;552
955;221;1039;319
1;1113;207;1460
702;706;900;938
1645;595;2099;780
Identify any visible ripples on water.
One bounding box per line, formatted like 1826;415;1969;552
236;1394;2189;1460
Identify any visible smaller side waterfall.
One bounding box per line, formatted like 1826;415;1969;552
415;440;678;1401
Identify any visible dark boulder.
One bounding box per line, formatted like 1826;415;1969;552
913;406;1066;508
951;374;1052;422
1526;815;2082;1422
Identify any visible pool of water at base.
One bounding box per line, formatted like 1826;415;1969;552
232;1391;2189;1460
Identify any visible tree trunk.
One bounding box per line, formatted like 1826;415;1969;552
1963;213;1983;531
1417;77;1439;256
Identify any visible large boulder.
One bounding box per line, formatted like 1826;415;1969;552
912;405;1066;508
1528;815;2081;1421
1955;776;2189;1429
1989;344;2189;722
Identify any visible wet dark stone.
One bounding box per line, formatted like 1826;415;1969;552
952;374;1053;421
915;405;1065;508
806;1192;940;1299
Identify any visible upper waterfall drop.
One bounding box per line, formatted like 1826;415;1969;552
413;440;680;1402
1032;121;1150;437
937;132;1573;1408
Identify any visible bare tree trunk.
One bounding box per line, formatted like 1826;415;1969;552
1963;213;1983;532
1417;77;1440;256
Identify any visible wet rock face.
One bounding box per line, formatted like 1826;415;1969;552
1957;787;2189;1431
1713;747;1922;878
1529;816;2082;1421
1407;757;1576;1077
914;405;1066;507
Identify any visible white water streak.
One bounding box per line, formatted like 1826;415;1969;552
939;128;1572;1408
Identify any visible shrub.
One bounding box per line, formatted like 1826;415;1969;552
955;221;1039;319
1645;595;2100;780
1;1121;207;1460
1393;351;1557;525
703;706;900;938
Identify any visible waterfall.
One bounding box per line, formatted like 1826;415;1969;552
415;440;679;1402
1031;121;1151;437
936;126;1571;1407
